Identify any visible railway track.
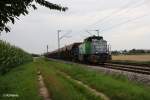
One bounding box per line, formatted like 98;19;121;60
49;58;150;75
102;63;150;75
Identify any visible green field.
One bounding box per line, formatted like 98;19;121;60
0;58;150;100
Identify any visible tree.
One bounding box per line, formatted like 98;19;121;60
0;0;68;33
111;50;120;55
122;49;128;55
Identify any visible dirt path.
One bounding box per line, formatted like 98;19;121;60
38;71;51;100
58;71;110;100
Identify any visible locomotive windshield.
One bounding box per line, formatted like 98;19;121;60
91;39;108;54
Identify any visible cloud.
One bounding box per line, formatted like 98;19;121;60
1;0;150;53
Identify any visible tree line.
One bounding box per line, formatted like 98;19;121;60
112;49;150;55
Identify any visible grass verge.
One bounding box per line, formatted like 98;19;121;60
0;62;41;100
44;58;150;100
36;59;103;100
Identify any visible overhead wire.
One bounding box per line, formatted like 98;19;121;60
101;13;150;32
80;0;149;38
89;0;150;33
86;0;144;29
80;0;143;39
100;0;149;27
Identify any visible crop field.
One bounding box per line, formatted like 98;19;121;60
1;58;150;100
112;55;150;62
112;55;150;66
0;40;32;74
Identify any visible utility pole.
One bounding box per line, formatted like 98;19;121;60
109;44;111;55
57;30;61;58
57;30;72;58
46;45;48;54
95;30;100;36
57;30;61;51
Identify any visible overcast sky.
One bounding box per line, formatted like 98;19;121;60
1;0;150;54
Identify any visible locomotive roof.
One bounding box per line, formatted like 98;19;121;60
84;35;103;42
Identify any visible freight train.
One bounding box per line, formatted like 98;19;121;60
46;35;111;63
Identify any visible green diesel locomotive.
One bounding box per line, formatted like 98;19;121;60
79;36;111;63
